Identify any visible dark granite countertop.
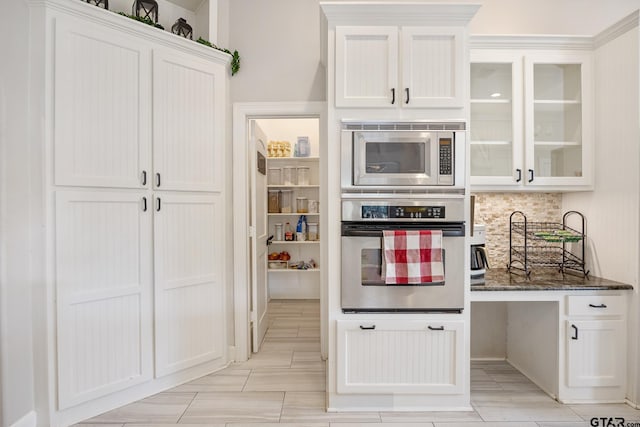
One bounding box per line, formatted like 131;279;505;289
471;268;633;291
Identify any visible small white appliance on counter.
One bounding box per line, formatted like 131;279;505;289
470;224;489;285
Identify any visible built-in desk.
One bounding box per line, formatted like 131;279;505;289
470;269;632;403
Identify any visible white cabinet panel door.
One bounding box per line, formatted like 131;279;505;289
335;26;398;108
337;319;464;394
55;191;152;409
402;27;465;108
566;320;625;388
54;18;151;188
153;50;225;192
154;193;224;377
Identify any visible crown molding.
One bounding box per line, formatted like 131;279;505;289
320;2;481;26
470;34;594;51
594;10;639;49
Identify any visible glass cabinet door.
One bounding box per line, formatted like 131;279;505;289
525;54;592;186
470;57;522;185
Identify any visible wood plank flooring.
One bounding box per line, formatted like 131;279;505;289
77;299;639;427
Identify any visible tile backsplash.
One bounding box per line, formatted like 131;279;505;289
472;193;562;268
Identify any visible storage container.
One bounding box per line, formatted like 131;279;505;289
297;167;310;185
268;168;281;185
308;199;318;213
274;223;283;241
268;190;280;213
308;222;318;241
296;197;308;213
296;136;310;157
280;190;293;213
282;166;296;185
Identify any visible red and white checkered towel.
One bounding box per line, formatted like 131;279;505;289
381;230;445;285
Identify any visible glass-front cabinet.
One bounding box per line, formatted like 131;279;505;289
470;47;593;190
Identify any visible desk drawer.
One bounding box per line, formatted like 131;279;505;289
566;295;625;317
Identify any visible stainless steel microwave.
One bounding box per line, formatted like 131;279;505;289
341;121;466;192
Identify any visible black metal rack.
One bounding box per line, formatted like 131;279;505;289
508;210;589;278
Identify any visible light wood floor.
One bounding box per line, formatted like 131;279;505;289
77;299;639;426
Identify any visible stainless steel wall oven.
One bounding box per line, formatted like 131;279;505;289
341;198;465;312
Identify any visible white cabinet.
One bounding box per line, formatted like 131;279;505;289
470;47;593;190
154;194;225;377
335;26;465;109
153;50;225;192
55;191;153;409
561;295;626;402
47;2;230;413
267;156;320;299
337;319;464;394
54;18;151;189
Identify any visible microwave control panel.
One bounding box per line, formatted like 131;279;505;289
362;205;446;219
439;138;453;176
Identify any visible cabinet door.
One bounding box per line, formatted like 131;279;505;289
55;191;153;409
402;27;465;108
54;18;151;188
335;26;398;108
153;50;226;192
470;52;524;186
566;320;625;388
337;319;464;394
154;193;225;377
524;53;593;187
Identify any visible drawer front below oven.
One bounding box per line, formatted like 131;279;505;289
341;234;465;312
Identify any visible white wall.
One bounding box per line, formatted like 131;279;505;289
0;0;36;425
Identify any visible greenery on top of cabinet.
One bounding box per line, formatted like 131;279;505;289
115;13;241;76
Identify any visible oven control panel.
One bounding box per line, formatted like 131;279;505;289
362;205;446;219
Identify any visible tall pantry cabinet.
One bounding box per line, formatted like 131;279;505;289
32;0;230;422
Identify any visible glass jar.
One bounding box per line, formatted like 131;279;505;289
280;190;293;213
282;166;296;185
268;190;280;213
308;199;318;213
307;222;318;241
274;223;283;241
268;168;281;185
296;136;310;157
296;197;308;213
296;167;310;186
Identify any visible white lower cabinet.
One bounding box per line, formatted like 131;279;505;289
154;193;225;377
55;191;153;409
562;295;626;401
337;319;464;394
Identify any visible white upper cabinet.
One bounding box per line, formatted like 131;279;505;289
470;44;593;190
153;50;226;192
54;18;151;189
54;18;226;193
335;26;464;109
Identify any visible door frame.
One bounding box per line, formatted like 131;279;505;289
232;101;327;362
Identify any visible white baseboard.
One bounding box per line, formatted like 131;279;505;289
10;411;37;427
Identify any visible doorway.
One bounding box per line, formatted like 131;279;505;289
232;102;327;362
